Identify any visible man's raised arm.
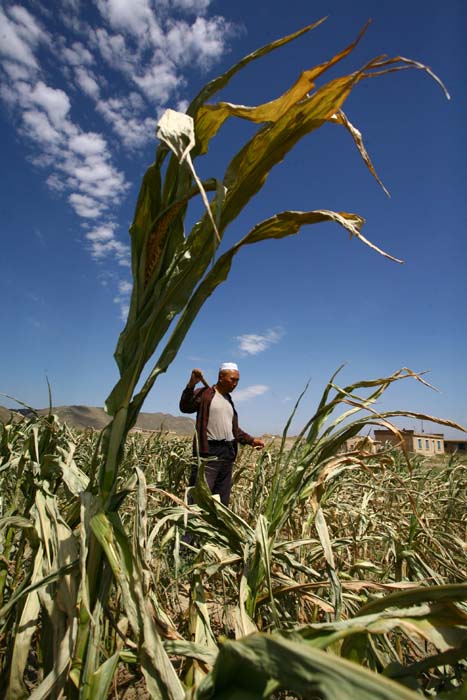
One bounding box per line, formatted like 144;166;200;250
179;368;207;413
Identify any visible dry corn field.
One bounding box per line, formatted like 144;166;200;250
1;394;466;699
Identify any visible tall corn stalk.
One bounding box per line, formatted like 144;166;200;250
96;19;449;505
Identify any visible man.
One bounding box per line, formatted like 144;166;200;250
179;362;265;506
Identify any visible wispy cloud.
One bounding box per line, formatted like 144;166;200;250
96;95;157;149
0;6;129;242
113;279;133;321
85;223;130;266
165;16;232;69
0;5;46;69
236;328;285;356
0;0;234;314
157;0;213;14
234;385;269;403
74;66;101;99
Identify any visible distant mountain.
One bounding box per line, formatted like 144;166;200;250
0;405;195;435
0;406;23;423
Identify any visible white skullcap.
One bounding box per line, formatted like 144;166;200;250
219;362;238;372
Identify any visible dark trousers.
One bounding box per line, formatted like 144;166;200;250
189;440;237;506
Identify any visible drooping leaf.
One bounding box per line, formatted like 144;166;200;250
193;21;370;154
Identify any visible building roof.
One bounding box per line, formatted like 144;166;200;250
374;429;444;439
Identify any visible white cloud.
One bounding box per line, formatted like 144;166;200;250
68;132;107;156
8;5;47;44
96;96;157;148
157;0;212;14
74;66;100;98
30;81;71;126
85;224;116;242
90;9;232;104
236;328;285;356
132;61;181;102
61;41;94;67
91;27;131;69
96;0;163;45
22;109;62;144
166;16;231;69
46;173;67;192
176;98;189;113
0;6;46;68
85;224;130;268
62;0;81;12
112;276;133;320
0;56;129;228
119;303;129;320
90;238;130;266
1;60;32;81
69;193;105;218
118;280;132;294
234;385;269;403
67;160;125;196
0;83;17;106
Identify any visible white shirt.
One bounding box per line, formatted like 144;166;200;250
206;390;234;441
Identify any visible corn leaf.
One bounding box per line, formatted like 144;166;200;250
5;547;43;700
87;652;120;700
90;512;185;700
187;18;328;125
194;633;424;700
193;21;370;154
315;506;343;620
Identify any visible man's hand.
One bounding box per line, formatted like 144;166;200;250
251;438;265;449
187;368;206;388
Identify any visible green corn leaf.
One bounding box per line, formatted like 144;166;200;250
86;652;120;700
287;597;467;649
357;582;467;617
315;506;343;620
237;545;259;638
164;640;218;666
194;633;424;700
190;573;218;653
189;461;254;547
78;566;114;700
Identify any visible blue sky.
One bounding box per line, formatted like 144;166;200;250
1;0;466;438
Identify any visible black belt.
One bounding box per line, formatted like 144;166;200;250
207;439;235;445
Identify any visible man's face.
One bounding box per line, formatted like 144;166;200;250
217;370;240;394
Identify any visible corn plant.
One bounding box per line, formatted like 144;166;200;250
0;412;87;700
97;18;450;503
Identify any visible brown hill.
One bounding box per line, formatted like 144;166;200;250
0;405;195;435
0;406;23;423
